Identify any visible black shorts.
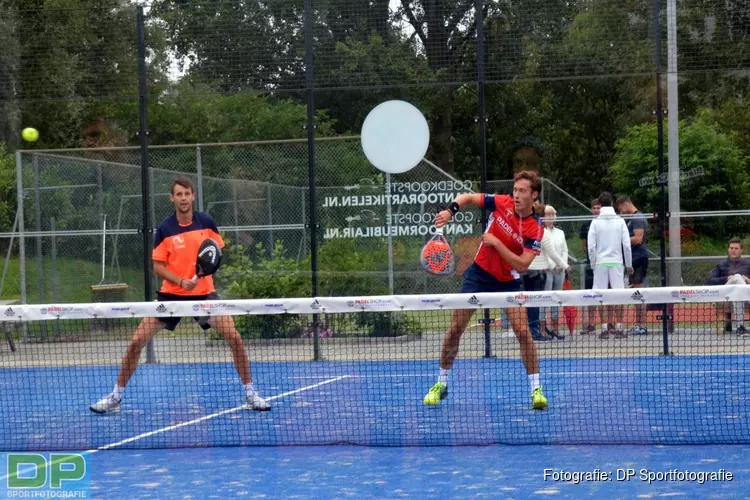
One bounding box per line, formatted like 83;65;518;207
585;268;594;289
460;263;523;294
631;257;648;286
155;291;219;331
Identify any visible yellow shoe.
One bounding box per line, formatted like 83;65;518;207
423;382;448;405
531;386;547;410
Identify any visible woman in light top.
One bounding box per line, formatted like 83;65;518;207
539;204;569;339
525;202;568;341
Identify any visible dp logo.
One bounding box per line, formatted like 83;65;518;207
4;453;89;494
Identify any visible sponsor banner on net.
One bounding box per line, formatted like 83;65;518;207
344;297;399;312
396;295;445;311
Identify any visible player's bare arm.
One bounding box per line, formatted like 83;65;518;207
631;228;644;246
153;259;197;291
435;193;484;227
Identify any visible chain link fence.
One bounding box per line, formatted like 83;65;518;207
3;1;750;347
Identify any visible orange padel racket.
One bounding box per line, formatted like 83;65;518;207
420;227;456;276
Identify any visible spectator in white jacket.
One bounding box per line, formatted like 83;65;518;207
525;202;568;341
539;205;569;339
587;192;634;339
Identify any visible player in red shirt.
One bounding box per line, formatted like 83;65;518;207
423;170;548;410
90;177;271;414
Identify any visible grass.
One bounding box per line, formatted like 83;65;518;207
1;256;146;303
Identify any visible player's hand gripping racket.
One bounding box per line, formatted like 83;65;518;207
192;238;222;280
420;226;456;276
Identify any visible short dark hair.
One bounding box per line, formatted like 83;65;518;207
598;192;613;207
171;177;194;194
513;170;542;196
591;198;602;208
615;195;631;207
729;237;744;249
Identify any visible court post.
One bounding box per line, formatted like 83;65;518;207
196;145;204;213
304;0;321;361
476;0;492;358
15;152;28;347
653;0;671;356
33;154;43;303
137;6;156;363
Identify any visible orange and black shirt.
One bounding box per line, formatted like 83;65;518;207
152;212;224;296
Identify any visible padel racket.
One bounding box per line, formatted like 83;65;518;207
420;227;456;276
194;238;222;278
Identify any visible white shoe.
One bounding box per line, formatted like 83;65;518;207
246;392;271;411
89;393;121;414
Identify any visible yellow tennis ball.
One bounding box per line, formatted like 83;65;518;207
22;127;39;142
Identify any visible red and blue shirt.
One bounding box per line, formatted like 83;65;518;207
474;194;544;282
152;212;224;296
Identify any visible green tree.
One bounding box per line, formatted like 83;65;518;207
0;144;15;233
610;112;750;236
0;0;168;150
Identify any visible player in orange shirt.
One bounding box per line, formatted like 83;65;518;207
90;178;271;413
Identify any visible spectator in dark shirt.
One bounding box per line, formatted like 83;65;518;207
616;196;649;336
707;237;750;335
579;198;601;334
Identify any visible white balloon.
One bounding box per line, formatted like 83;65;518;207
361;100;430;174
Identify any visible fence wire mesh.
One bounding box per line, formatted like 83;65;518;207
0;0;749;331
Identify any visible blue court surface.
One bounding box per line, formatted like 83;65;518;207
2;355;749;497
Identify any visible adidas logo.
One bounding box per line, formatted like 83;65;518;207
467;295;480;306
4;307;13;316
631;291;644;301
310;300;321;310
156;304;167;313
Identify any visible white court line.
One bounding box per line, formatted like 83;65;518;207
0;375;350;483
92;375;350;452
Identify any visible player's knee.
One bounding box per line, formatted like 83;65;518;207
129;334;150;350
220;327;242;344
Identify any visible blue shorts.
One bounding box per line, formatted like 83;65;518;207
459;263;523;294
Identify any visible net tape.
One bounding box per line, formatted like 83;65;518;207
3;284;746;322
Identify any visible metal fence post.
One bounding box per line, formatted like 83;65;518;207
231;182;240;244
15;152;27;342
267;184;274;255
653;0;670;356
475;0;492;358
97;165;104;223
304;0;320;362
33;154;43;303
137;6;156;363
51;217;58;303
196;145;204;213
385;173;394;294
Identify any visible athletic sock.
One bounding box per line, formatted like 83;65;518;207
616;323;623;330
529;373;540;392
112;384;125;400
437;368;450;386
244;382;256;397
601;323;608;332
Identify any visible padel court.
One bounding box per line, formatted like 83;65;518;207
2;353;749;498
